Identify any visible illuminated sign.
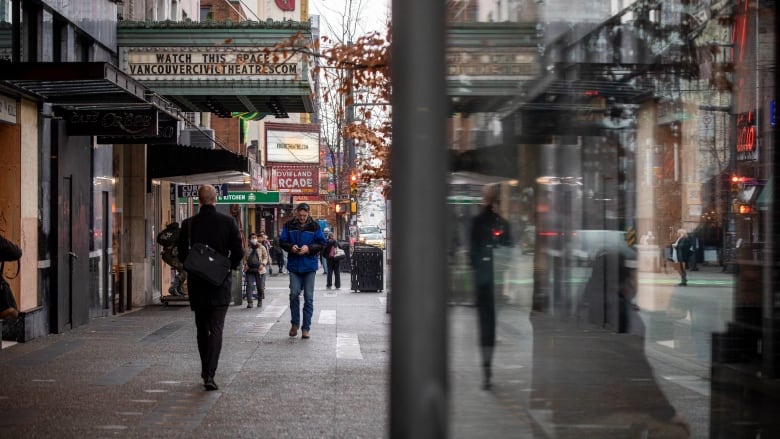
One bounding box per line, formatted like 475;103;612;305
126;49;303;81
265;123;320;164
271;165;319;194
736;111;757;161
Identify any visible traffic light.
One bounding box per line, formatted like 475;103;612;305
730;175;743;196
350;174;358;197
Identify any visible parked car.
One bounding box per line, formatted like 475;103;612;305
358;225;385;249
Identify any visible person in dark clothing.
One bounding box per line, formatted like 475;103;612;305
322;233;343;289
279;203;327;339
157;221;187;296
177;185;243;391
0;234;22;320
672;228;692;286
468;184;512;390
271;236;286;275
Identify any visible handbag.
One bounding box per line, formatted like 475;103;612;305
334;247;346;259
183;221;231;286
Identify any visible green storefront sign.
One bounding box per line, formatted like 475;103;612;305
181;191;281;204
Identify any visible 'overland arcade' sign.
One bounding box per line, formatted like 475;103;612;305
126;49;303;81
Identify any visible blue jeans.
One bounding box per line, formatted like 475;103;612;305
289;271;316;330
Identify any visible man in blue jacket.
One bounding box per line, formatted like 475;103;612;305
280;203;326;339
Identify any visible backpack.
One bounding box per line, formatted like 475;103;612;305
247;247;261;269
157;223;180;247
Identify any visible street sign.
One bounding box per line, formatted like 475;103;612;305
327;194;350;201
181;191;280;204
181;191;281;204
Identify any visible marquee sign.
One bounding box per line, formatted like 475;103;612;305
126;49;303;81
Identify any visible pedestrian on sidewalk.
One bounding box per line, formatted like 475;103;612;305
157;221;187;296
323;232;343;289
671;228;692;286
468;184;513;390
0;233;22;320
258;232;273;276
270;235;286;275
320;228;330;275
178;185;243;391
244;232;268;308
279;203;326;339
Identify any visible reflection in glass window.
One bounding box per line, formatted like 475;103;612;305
445;0;777;437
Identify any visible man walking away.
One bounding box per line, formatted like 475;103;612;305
178;185;243;391
279;203;326;339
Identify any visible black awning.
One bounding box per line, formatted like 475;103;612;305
148;144;249;184
0;62;179;117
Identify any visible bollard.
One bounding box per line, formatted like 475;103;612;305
116;265;125;313
126;263;133;311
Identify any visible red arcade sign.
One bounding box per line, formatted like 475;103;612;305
271;165;318;195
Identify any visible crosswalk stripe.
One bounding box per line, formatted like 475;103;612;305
336;333;363;360
318;310;337;325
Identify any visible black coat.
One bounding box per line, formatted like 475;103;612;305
322;238;341;261
177;205;244;309
469;204;513;286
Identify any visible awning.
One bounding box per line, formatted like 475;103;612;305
0;62;179;118
148;144;249;185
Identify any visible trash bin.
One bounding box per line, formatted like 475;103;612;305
350;244;383;292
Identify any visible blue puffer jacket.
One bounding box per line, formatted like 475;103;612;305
279;217;326;273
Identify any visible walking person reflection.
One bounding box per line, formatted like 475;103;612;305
468;184;512;390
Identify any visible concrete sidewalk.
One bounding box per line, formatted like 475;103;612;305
0;267;717;438
0;272;390;438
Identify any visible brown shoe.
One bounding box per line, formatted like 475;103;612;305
289;325;299;337
301;330;310;339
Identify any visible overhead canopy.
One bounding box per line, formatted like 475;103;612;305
148;144;249;185
0;62;179;117
117;20;314;117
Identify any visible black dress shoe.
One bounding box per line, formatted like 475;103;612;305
204;377;219;391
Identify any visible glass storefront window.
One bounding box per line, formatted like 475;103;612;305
439;0;778;437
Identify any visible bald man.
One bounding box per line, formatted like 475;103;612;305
468;184;513;390
178;185;243;391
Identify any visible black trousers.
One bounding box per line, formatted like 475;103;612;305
194;305;229;379
476;282;496;348
326;258;341;288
